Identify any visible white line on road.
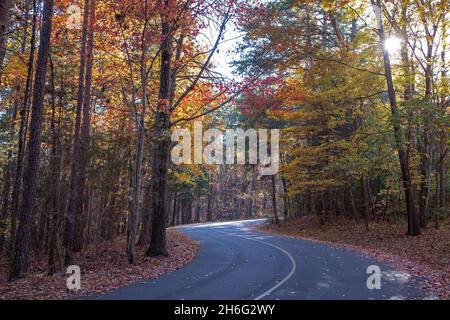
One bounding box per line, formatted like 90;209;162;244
213;227;297;300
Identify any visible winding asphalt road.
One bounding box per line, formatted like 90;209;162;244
92;219;434;300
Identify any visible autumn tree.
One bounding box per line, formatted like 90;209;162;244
9;0;55;281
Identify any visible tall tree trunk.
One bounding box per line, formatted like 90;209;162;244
8;0;55;281
47;57;62;275
0;149;12;251
131;0;152;251
438;21;447;209
0;102;17;243
74;0;96;252
419;38;434;229
127;123;144;263
400;3;420;233
146;12;173;257
0;94;16;249
10;0;37;245
64;0;90;266
372;0;419;236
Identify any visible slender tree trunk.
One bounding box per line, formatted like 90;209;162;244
129;3;154;257
74;0;96;252
361;176;370;232
0;93;16;248
8;0;55;281
2;0;33;251
419;39;434;229
372;0;419;236
0;153;12;251
232;166;238;219
137;181;152;244
206;173;213;222
297;195;304;217
438;25;447;209
127;123;144;263
137;118;152;245
348;179;358;219
10;1;37;246
246;164;257;218
171;193;177;226
64;0;89;266
179;201;185;224
195;204;200;223
48;59;61;274
183;201;189;224
438;127;446;211
36;202;47;255
0;103;17;235
311;192;317;215
400;3;420;233
177;201;182;225
281;176;289;220
169;35;184;106
271;175;279;224
187;202;192;224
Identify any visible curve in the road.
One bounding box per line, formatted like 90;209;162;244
212;227;297;300
91;219;435;300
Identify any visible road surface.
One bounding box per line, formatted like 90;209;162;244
91;219;434;300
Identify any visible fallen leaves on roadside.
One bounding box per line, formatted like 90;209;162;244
0;230;198;300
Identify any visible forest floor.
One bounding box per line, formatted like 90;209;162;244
0;230;198;300
256;216;450;299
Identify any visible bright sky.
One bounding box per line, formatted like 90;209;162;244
198;21;243;81
213;26;242;80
